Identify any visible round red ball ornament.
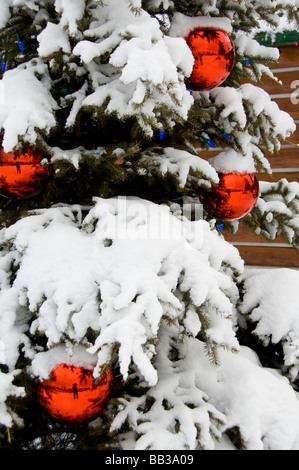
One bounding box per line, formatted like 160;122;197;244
185;28;235;91
199;172;259;221
0;145;51;199
36;363;113;425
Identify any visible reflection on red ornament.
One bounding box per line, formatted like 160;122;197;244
199;172;259;221
36;363;113;425
185;28;235;91
0;145;51;199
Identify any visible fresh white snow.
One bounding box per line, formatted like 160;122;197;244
0;0;299;451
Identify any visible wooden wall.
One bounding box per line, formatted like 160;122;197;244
199;45;299;268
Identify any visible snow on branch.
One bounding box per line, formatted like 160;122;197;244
0;371;25;427
111;323;226;450
248;179;299;248
0;0;12;29
54;0;86;37
0;61;58;152
49;145;219;192
210;83;295;143
239;268;299;382
37;21;71;56
168;12;233;37
143;0;174;9
139;147;219;188
111;323;299;450
0;197;243;426
234;36;279;62
50;0;194;137
203;83;296;169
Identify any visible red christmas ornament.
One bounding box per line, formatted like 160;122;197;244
36;363;113;425
0;145;51;199
199;172;259;221
185;28;235;91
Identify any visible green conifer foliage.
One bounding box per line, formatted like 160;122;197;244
0;0;298;451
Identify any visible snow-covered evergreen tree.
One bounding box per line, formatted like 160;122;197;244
0;0;299;450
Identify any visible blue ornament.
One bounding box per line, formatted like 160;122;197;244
222;132;231;140
200;135;215;148
16;34;24;52
18;40;24;52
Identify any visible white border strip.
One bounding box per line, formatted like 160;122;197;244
245;266;299;270
270;93;293;98
271;168;299;172
232;242;291;247
271;66;299;73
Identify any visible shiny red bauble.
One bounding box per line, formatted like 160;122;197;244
36;363;113;425
185;28;235;91
0;145;51;199
199;172;259;221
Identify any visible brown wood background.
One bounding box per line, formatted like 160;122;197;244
199;45;299;268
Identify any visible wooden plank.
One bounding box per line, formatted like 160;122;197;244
257;171;299;182
279;145;299;157
266;147;299;168
260;70;299;95
286;125;299;145
234;245;299;267
270;45;299;69
197;149;221;160
223;226;285;244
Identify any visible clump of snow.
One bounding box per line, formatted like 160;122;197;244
234;34;282;87
241;84;293;132
252;179;299;245
198;340;299;450
112;323;299;450
208;149;257;173
0;61;57;152
30;344;98;380
234;35;279;61
146;0;174;9
210;86;247;128
0;370;25;427
239;268;299;381
64;82;89;128
37;22;71;57
50;146;83;169
0;0;12;29
169;12;233;38
140;147;219;187
55;0;86;37
110;34;191;86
